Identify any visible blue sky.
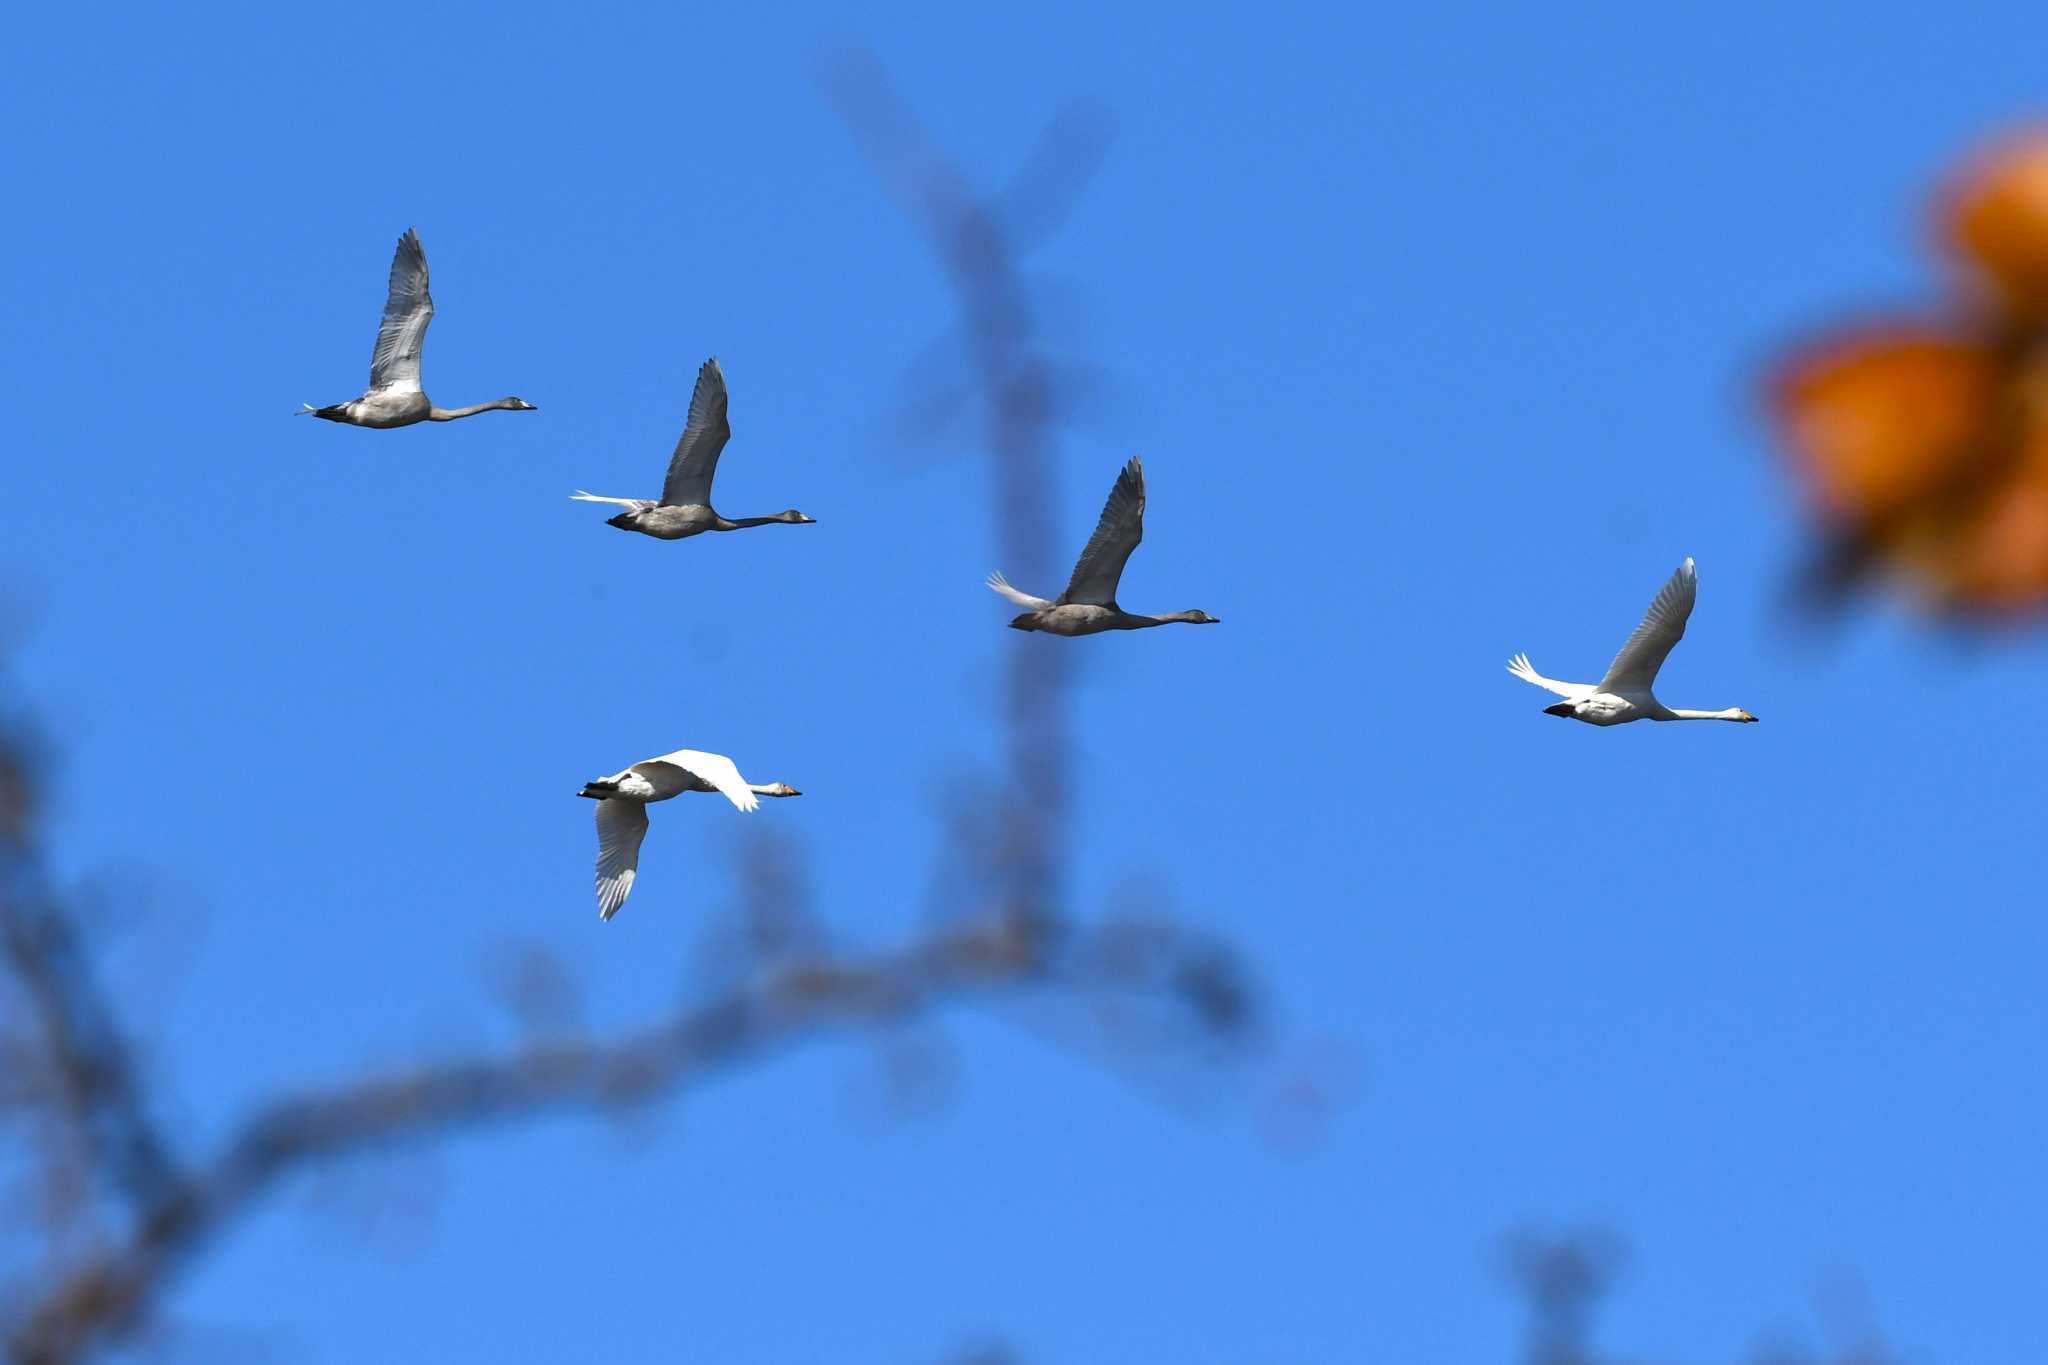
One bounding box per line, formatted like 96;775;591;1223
6;2;2048;1360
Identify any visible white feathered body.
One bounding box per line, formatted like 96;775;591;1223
1550;690;1659;726
588;757;733;805
1504;558;1757;728
580;748;800;921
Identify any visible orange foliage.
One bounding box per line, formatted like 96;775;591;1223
1943;129;2048;321
1770;125;2048;613
1770;328;1998;524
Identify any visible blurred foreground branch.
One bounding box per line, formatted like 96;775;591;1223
7;864;1229;1362
821;47;1109;934
1505;1230;1898;1365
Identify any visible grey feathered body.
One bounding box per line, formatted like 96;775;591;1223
574;357;814;541
313;389;430;428
1010;604;1175;636
304;229;534;429
989;457;1219;636
604;503;723;540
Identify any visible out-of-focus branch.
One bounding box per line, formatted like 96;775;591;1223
0;685;184;1229
1504;1229;1899;1365
1506;1229;1624;1365
13;911;1230;1364
821;47;1112;936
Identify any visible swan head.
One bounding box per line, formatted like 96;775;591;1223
605;511;636;530
1543;701;1576;719
577;782;612;799
778;509;816;524
759;783;802;798
504;397;538;411
1733;709;1759;723
1183;610;1221;624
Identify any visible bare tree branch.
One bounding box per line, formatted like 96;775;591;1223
12;914;1226;1363
1503;1229;1900;1365
820;45;1102;937
0;700;184;1228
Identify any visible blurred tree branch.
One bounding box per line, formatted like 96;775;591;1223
1505;1230;1899;1365
820;46;1111;937
0;50;1262;1365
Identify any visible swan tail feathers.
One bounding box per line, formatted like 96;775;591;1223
1505;653;1585;700
986;572;1052;610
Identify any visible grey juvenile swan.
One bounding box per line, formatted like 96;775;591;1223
987;457;1219;635
299;228;536;428
1506;557;1759;727
578;748;801;920
570;357;815;540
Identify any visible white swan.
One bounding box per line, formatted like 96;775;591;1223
571;357;816;540
1506;557;1758;726
299;228;536;428
986;456;1219;635
578;749;801;920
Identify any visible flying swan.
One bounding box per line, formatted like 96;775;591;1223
987;456;1219;635
1506;557;1757;726
578;749;801;920
571;357;816;540
299;228;536;428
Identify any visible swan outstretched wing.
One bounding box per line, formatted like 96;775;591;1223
368;228;434;394
594;798;650;921
986;572;1053;609
1505;653;1592;700
1598;557;1698;693
659;358;733;507
651;748;758;813
1061;457;1145;606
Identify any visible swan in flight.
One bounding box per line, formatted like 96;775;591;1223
987;457;1219;635
1506;557;1758;726
578;748;801;920
571;357;816;540
299;229;536;428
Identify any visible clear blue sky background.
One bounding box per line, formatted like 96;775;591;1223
6;3;2047;1361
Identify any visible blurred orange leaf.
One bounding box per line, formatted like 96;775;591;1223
1946;422;2048;605
1770;327;1998;525
1942;128;2048;322
1767;122;2048;616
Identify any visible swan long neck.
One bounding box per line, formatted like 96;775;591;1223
1141;610;1217;626
427;397;524;421
1664;707;1752;722
717;510;812;530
